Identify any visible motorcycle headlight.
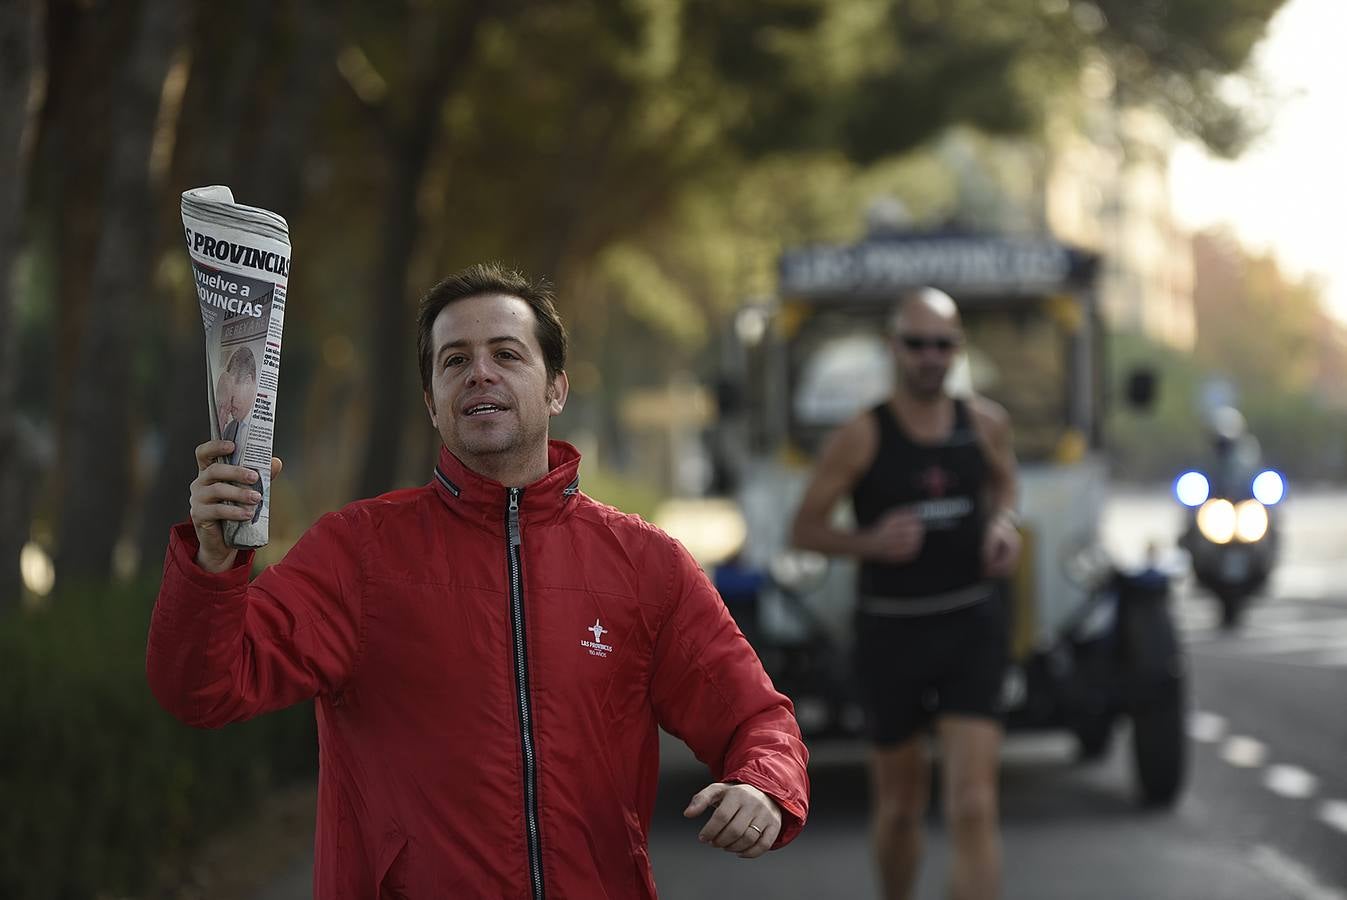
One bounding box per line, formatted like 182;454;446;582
1175;471;1210;507
1234;499;1269;543
1196;499;1236;545
1252;470;1285;506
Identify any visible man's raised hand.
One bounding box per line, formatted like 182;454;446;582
189;440;282;573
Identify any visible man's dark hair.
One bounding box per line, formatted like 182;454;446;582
417;263;568;391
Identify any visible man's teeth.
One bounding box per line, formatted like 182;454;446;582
468;404;503;415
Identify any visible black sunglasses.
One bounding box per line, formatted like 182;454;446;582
897;334;961;353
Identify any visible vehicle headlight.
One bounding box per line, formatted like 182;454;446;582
768;549;829;592
651;499;747;567
1196;499;1236;545
1234;499;1269;543
1174;471;1210;507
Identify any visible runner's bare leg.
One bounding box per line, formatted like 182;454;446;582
938;715;1002;900
869;736;931;900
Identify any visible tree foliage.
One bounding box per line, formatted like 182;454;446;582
2;0;1296;592
1107;230;1347;482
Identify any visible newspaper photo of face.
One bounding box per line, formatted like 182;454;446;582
218;347;258;465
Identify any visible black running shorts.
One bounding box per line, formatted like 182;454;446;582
852;595;1009;746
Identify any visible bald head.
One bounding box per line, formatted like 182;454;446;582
889;287;961;335
887;287;963;400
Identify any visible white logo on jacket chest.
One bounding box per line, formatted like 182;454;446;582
581;619;614;658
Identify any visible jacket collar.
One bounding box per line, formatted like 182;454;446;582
431;440;582;531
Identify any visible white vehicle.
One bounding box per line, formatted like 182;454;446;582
710;226;1185;807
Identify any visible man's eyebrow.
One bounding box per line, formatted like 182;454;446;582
436;336;528;356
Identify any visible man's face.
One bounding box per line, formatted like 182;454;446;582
216;372;235;429
230;374;257;421
891;308;963;399
422;293;567;471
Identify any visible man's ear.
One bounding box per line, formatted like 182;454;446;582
423;389;438;427
547;370;569;417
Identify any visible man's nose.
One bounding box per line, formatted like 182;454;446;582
465;354;497;385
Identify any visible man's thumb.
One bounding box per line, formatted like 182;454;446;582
684;784;723;818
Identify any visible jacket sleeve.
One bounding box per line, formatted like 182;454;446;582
146;514;364;728
649;538;810;847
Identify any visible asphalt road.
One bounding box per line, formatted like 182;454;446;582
257;490;1347;899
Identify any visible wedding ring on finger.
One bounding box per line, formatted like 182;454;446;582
746;823;763;835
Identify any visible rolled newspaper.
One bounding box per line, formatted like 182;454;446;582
180;186;290;548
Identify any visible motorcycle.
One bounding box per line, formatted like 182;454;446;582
1175;467;1285;629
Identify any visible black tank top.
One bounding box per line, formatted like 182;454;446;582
852;399;988;598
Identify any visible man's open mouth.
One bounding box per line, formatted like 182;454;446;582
465;403;508;416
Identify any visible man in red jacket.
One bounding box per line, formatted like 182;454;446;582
147;263;809;899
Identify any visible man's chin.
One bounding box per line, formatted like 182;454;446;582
457;435;514;458
440;421;504;452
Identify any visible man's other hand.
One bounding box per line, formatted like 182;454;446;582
683;782;783;859
190;440;283;573
982;514;1022;578
864;508;925;563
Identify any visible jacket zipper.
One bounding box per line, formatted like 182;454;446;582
507;487;545;900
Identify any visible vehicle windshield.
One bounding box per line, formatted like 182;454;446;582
962;305;1073;462
787;300;1080;462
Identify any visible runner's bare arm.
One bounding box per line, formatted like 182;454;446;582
790;414;874;554
971;396;1021;576
790;413;923;563
970;396;1018;521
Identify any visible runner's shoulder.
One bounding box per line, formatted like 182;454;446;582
968;394;1011;435
823;409;880;469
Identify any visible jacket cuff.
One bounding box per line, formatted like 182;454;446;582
166;521;256;595
724;767;808;848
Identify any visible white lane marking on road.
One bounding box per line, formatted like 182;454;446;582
1186;710;1226;743
1303;647;1347;668
1221;735;1268;768
1246;605;1322;626
1261;616;1347;638
1203;634;1347;658
1274;563;1335;598
1320;799;1347;835
1201;649;1347;670
1264;765;1319;799
1173;603;1337;643
1182;604;1347;666
1249;844;1347;900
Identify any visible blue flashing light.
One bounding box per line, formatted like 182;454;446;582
1252;470;1286;506
1175;471;1210;507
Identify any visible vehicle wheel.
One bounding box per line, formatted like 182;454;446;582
1218;592;1245;630
1131;678;1187;808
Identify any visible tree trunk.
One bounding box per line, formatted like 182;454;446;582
235;0;336;216
54;0;184;587
0;0;42;611
355;6;487;499
30;2;136;517
355;153;426;499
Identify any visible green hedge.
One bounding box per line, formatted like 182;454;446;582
0;581;316;899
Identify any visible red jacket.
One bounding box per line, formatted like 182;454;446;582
147;441;809;899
